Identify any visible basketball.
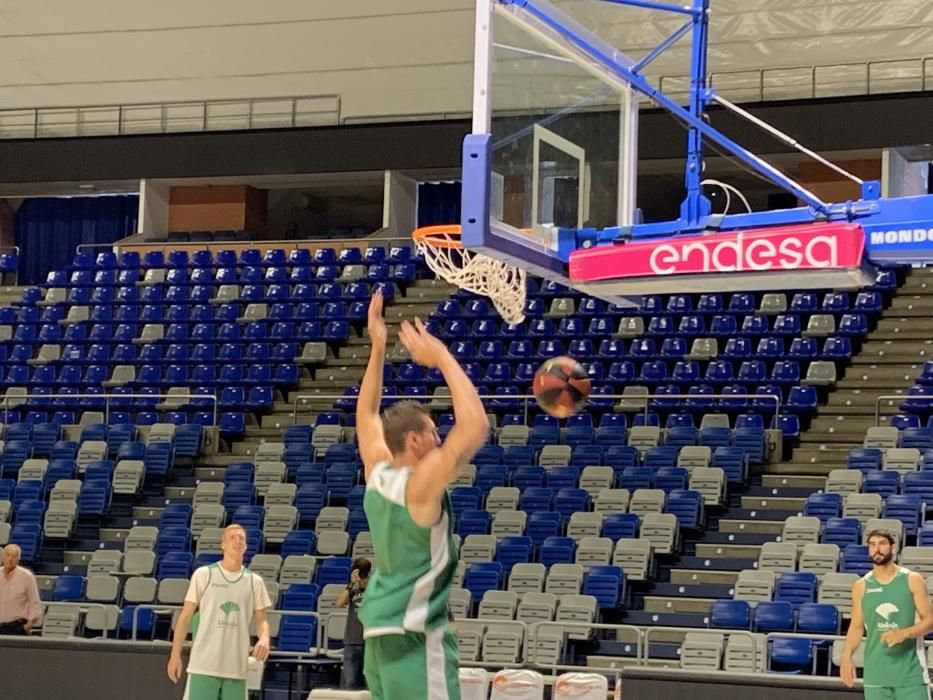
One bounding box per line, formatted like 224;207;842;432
532;356;592;418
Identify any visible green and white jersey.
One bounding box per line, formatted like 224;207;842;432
861;567;929;688
184;564;273;680
358;460;459;638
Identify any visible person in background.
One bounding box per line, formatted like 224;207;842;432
840;528;933;700
0;544;41;635
337;557;371;690
167;524;272;700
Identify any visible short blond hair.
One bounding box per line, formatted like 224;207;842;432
223;524;246;538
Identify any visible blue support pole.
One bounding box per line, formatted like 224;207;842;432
680;0;711;225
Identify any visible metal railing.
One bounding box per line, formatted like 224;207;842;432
77;235;411;256
344;57;933;125
1;56;930;140
521;620;641;677
290;392;781;427
874;393;915;425
0;94;341;140
0;391;218;426
44;601;115;640
660;56;933;104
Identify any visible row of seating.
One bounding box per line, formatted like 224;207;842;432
59;246;415;272
40;265;416;292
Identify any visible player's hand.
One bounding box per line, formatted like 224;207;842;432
350;569;360;585
399;317;448;368
367;291;388;347
251;635;271;663
839;656;856;687
167;654;183;683
881;629;907;647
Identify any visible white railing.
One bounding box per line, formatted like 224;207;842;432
0;56;930;139
0;391;218;426
0;94;340;140
290;392;781;427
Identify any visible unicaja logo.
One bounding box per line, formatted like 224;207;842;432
876;603;899;621
218;601;240;627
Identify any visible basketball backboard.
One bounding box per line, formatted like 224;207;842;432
460;0;886;299
461;0;640;304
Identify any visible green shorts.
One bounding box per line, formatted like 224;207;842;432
864;686;931;700
364;627;460;700
184;673;247;700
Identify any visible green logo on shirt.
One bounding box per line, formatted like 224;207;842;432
218;601;240;627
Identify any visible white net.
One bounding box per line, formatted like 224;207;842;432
414;229;527;326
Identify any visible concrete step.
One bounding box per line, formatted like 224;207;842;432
98;528;129;544
134;505;165;521
888;295;933;311
717;519;784;535
308;366;367;383
761;475;828;489
760;460;840;476
195;466;228;481
694;543;763;559
806;415;876;435
872;318;933;338
198;453;263;467
783;445;851;461
382;302;441;322
165;486;196;501
669;569;740;585
739;495;806;511
64;551;96;567
858;339;933;358
643;596;713;615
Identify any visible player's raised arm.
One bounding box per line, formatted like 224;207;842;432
401;318;489;527
357;291;393;478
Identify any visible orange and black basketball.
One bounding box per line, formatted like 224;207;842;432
532;356;591;418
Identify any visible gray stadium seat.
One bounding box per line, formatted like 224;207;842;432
491;510;526;537
799;543;840;576
680;632;724;670
757;541;798;573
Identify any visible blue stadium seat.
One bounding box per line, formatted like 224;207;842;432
602;513;639;540
797;602;840;634
863;471;898;498
464;562;503;601
803;492;842;522
495;536;533;571
709;599;750;629
583;565;625;609
539;536;576;567
774;572;817;606
753;600;794;632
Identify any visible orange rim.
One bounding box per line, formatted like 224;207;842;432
412;223;538;249
412;224;463;250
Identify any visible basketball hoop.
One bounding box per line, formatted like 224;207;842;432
412;224;526;326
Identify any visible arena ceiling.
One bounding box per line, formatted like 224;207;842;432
0;0;931;124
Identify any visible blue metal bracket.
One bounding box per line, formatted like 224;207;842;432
681;0;712;226
598;0;702;17
631;20;693;74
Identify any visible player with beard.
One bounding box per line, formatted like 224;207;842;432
841;529;933;700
